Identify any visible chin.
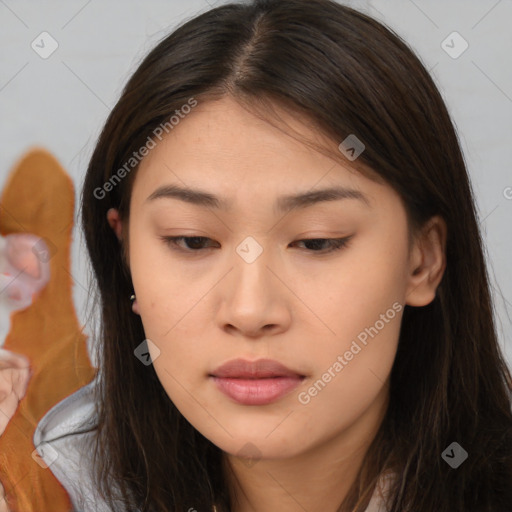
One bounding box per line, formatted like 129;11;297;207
198;424;306;462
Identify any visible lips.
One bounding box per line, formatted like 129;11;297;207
209;358;305;405
210;358;305;379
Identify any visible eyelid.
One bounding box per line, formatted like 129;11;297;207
158;235;353;255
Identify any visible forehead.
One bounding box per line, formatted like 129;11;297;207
130;96;391;212
139;96;338;172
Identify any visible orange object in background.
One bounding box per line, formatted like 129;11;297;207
0;149;97;511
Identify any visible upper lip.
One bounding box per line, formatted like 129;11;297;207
210;358;305;379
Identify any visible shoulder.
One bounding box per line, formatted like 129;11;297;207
32;377;117;512
34;377;98;447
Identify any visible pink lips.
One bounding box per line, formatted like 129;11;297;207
209;358;305;405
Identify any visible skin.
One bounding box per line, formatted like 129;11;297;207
0;350;30;512
0;350;30;436
107;95;446;512
0;233;48;511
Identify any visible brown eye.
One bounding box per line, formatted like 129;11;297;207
290;237;352;254
160;236;218;252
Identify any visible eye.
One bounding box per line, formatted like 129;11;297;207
290;237;352;254
159;236;218;252
160;236;352;254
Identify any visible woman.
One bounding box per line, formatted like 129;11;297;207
32;0;512;511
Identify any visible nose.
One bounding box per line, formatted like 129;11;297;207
216;244;292;338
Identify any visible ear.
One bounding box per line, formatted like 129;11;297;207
405;215;447;307
107;208;123;240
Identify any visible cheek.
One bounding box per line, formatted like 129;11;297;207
297;229;408;350
291;229;407;407
128;228;209;382
292;268;404;443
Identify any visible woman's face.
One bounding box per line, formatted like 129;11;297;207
125;95;432;461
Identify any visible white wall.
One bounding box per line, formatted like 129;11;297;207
1;0;510;368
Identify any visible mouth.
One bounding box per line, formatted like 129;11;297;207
209;358;306;405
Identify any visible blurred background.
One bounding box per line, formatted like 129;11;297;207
0;0;511;368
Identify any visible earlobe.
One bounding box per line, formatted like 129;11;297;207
107;208;123;240
405;215;447;307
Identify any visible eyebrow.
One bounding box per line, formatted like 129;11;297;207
145;183;371;214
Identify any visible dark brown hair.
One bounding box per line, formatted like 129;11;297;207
80;0;512;510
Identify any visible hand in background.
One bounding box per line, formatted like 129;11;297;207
0;233;51;328
0;478;9;512
0;349;31;512
0;348;31;436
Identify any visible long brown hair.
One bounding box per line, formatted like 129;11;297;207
79;0;512;510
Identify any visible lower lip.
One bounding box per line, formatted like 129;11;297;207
211;376;304;405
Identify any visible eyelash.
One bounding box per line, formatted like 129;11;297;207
159;235;352;255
